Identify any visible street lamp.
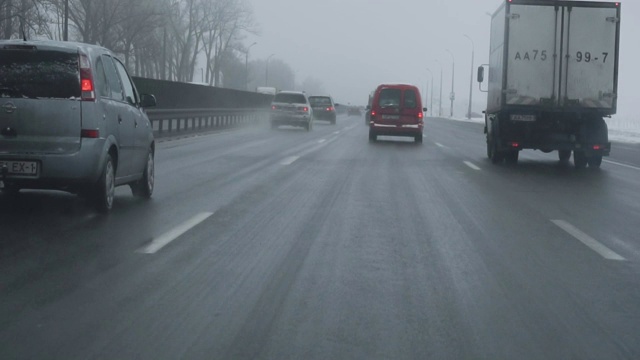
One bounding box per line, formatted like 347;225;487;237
245;42;257;91
426;68;434;117
435;60;443;117
463;35;475;119
265;53;275;87
445;49;455;118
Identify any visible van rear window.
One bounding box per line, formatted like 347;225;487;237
404;89;417;108
378;89;401;107
0;50;80;99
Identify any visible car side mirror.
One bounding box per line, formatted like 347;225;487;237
141;94;157;108
477;66;485;83
422;107;428;112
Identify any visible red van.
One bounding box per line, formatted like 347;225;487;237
367;84;426;143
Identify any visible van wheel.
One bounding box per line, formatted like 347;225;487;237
94;154;116;212
414;134;423;143
369;131;377;142
131;149;155;198
558;150;571;162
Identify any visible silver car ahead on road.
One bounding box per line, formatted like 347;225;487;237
0;40;157;212
270;91;314;131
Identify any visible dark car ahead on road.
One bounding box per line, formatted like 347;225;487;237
368;84;427;143
270;91;314;131
308;95;336;125
0;40;157;212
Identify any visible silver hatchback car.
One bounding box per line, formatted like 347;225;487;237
0;40;157;212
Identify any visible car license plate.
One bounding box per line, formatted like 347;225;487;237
382;115;400;120
0;160;38;176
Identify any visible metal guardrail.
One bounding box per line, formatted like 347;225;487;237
146;108;267;137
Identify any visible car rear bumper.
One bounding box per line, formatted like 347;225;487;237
370;123;423;136
271;114;311;126
0;139;105;189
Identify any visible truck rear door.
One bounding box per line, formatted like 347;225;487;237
562;5;619;110
506;3;558;106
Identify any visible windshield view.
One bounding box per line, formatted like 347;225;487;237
1;1;639;359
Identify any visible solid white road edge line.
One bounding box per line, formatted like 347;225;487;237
435;142;445;148
138;212;214;254
318;139;327;144
464;161;481;171
603;159;640;171
551;219;625;261
280;156;300;165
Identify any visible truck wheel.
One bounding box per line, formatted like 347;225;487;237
588;155;603;168
489;139;503;164
94;154;116;212
505;151;519;165
558;150;571;162
573;151;587;169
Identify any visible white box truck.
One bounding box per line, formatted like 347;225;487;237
478;0;621;168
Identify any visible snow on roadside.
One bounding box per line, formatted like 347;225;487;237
441;115;640;144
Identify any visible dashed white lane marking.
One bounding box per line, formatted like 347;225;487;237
138;212;214;254
318;139;327;144
464;161;481;171
603;159;640;171
435;142;445;148
280;156;300;165
333;131;340;135
551;220;625;261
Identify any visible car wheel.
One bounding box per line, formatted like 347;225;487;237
415;134;423;143
588;155;602;168
558;150;571;162
131;149;154;198
573;150;587;169
94;154;116;212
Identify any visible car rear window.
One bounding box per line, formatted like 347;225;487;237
378;88;401;107
404;89;417;108
0;49;80;99
309;97;331;106
274;93;307;104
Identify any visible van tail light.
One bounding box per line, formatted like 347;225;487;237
418;112;423;119
371;110;376;116
79;53;95;101
81;129;100;138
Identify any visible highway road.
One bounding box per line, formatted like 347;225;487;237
1;114;640;359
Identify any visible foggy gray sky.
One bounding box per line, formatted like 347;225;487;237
247;0;637;117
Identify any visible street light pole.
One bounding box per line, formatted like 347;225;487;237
464;35;475;119
63;0;69;41
265;53;275;87
426;68;434;117
245;42;257;91
445;49;455;118
435;60;443;117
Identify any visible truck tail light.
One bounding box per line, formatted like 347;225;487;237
509;142;519;148
593;144;603;150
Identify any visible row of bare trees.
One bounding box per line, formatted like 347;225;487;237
0;0;262;87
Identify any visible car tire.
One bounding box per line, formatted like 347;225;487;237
369;131;377;142
94;154;116;213
131;149;154;198
415;134;423;143
573;150;588;169
558;150;571;162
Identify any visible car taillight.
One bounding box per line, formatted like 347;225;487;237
79;53;95;101
81;129;99;138
303;107;309;112
272;105;277;110
327;106;334;111
593;144;603;150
